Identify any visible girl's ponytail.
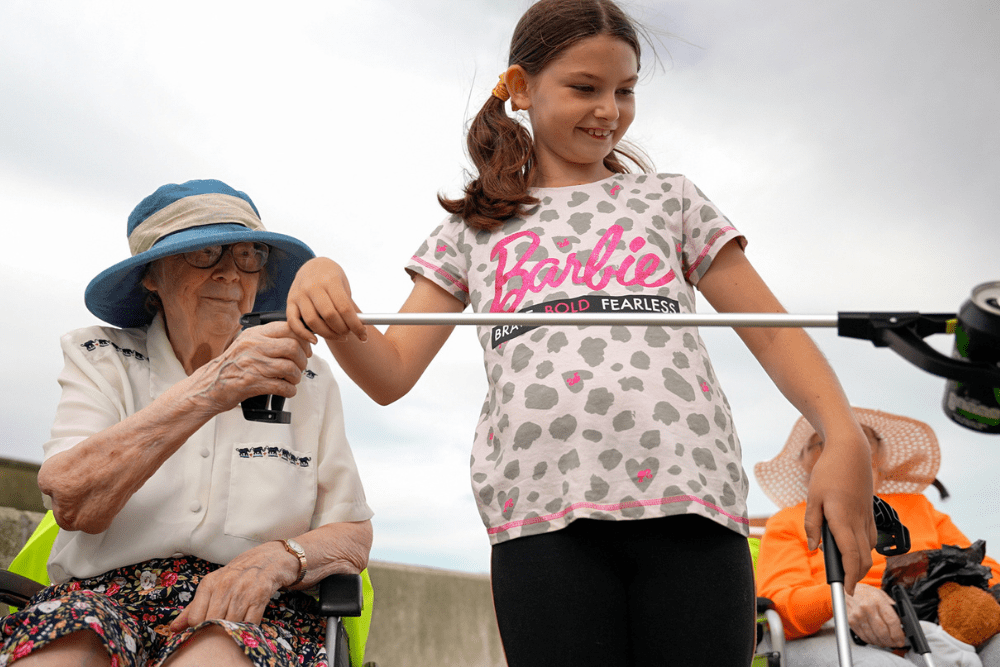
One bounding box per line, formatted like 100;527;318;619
438;95;539;232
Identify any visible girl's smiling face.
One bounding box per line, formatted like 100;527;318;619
517;34;639;188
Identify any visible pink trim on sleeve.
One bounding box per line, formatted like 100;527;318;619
486;493;749;536
410;255;470;294
684;225;740;280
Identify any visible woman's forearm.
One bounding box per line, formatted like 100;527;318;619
38;371;222;533
290;520;374;589
231;521;374;593
40;323;309;534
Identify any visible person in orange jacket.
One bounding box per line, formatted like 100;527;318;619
755;408;1000;666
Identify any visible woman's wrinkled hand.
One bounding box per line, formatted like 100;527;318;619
287;257;368;343
845;583;907;648
193;321;312;414
168;541;297;631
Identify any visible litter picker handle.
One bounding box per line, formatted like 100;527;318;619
822;520;855;667
822;520;846;584
873;496;910;556
892;584;936;667
238;312;295;423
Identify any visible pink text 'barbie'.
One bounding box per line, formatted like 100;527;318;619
490;224;676;312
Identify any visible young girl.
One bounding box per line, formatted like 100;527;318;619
288;1;876;663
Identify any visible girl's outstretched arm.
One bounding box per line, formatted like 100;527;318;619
697;240;877;596
287;257;464;405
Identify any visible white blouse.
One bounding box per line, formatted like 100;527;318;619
43;314;373;583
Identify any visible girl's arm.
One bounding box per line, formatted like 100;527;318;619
697;240;877;595
287;257;465;405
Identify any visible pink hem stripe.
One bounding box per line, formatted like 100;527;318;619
486;494;749;535
684;225;738;280
410;255;470;294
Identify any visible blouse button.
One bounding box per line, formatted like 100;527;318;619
200;448;210;458
189;501;202;513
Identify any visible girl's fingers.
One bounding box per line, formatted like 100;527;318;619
285;302;313;342
804;501;872;596
837;518;873;597
299;293;347;341
342;297;368;342
803;502;822;552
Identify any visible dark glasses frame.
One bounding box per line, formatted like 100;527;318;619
182;242;270;273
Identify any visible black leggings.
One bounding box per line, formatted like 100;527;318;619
491;514;756;667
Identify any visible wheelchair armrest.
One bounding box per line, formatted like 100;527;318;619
756;596;776;614
0;569;45;608
318;573;363;618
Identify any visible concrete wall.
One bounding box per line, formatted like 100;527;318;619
364;561;505;667
0;458;45;514
0;459;505;666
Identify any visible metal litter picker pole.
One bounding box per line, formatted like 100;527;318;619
353;312;840;327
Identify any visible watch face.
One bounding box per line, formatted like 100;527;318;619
285;539;306;558
971;281;1000;317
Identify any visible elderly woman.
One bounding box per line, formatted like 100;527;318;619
0;180;373;666
755;407;1000;667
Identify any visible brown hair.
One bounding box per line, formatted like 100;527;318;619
438;0;653;231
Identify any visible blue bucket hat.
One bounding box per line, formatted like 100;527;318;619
85;179;314;328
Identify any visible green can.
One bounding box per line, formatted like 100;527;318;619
942;281;1000;433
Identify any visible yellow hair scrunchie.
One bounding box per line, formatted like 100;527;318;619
492;74;511;102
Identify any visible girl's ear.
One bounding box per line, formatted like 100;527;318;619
504;65;530;112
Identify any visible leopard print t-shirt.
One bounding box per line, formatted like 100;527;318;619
407;173;751;544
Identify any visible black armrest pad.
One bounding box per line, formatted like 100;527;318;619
318;573;363;617
756;596;776;614
0;569;46;608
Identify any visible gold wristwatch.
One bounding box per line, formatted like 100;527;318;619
279;538;308;587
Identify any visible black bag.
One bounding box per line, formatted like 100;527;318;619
882;540;994;623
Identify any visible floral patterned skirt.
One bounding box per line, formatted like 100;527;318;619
0;556;328;666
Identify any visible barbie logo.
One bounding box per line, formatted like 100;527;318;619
490;225;676;312
609;184;622;196
504;498;514;512
637;469;653;483
566;373;581;386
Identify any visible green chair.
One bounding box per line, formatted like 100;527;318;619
1;511;374;667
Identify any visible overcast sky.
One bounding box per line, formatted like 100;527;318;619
2;1;998;574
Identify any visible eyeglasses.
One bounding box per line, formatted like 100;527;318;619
183;243;270;273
